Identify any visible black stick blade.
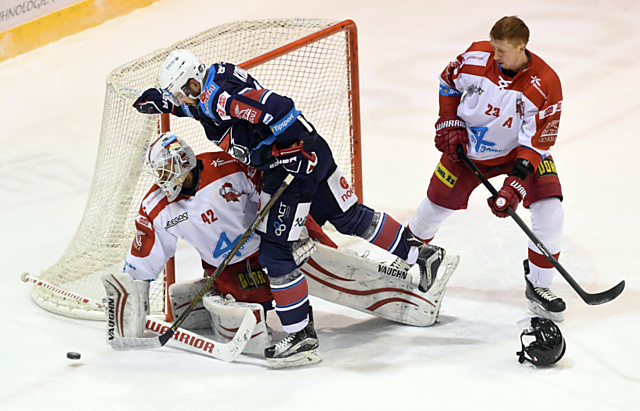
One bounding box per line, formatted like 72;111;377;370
582;280;625;306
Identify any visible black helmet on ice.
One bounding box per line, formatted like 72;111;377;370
516;317;566;366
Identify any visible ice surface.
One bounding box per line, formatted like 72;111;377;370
1;1;639;410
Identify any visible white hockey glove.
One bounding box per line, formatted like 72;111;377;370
101;272;150;343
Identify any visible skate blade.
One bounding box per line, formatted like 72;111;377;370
527;300;565;322
266;349;323;369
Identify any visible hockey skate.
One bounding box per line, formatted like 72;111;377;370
265;306;322;369
390;243;448;293
524;259;566;322
415;244;446;293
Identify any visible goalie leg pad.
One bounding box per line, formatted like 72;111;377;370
168;277;212;330
101;273;150;343
203;294;271;355
301;243;460;326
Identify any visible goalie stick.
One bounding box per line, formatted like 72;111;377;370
456;147;625;305
21;272;256;362
111;174;295;351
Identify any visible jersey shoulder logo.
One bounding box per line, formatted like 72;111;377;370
220;182;241;202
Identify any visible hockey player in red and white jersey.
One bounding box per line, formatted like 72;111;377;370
102;133;460;368
408;16;566;321
101;132;283;358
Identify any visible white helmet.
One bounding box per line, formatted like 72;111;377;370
158;49;206;99
145;133;197;202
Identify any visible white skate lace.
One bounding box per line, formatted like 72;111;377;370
275;333;296;350
534;286;559;301
389;257;411;271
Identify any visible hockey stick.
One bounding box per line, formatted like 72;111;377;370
21;272;107;311
112;174;295;350
456;147;625;305
21;272;254;361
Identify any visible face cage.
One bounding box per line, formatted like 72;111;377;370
146;153;188;199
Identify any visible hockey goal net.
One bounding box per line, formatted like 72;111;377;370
26;18;362;321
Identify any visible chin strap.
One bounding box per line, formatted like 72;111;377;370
516;331;532;364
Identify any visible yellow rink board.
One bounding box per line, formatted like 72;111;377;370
0;0;161;62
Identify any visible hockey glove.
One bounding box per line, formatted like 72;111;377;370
488;176;527;218
272;140;318;175
133;88;175;115
435;114;469;162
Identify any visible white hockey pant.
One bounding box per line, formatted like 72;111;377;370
101;272;150;343
408;197;455;241
527;197;564;288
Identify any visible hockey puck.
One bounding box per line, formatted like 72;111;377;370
66;352;81;360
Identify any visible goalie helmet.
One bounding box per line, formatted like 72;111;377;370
516;317;566;366
145;133;196;202
158;49;206;99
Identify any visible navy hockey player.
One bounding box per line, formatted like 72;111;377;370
133;49;449;365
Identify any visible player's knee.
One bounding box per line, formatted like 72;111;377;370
530;197;564;244
408;198;454;240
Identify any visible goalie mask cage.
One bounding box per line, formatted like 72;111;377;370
27;18;362;321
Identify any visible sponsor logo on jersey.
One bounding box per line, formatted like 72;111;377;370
539;120;560;144
232;101;260;123
435;161;458;188
217;91;231;120
270;108;301;136
537;158;558;177
211;158;236;167
462;51;490;67
539;101;562;120
124;260;137;271
219;182;241;202
263;113;274;124
378;264;408;280
201;84;220;117
339;176;355;203
236;267;268;290
164;212;189;230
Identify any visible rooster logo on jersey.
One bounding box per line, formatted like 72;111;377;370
516;98;525;119
220;182;241;202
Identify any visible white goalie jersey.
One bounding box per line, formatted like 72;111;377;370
124;151;262;281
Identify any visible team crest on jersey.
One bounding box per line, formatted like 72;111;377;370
435;162;457;188
220;182;241;202
516;98;525;119
537;158;558;177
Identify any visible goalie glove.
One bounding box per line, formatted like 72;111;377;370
101;272;150;343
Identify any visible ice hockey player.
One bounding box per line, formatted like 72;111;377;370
102;133;457;368
132;50;450;362
408;16;566;321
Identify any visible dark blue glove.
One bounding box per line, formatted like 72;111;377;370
133;88;175;114
271;140;318;175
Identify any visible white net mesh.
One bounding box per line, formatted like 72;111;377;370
29;18;359;320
